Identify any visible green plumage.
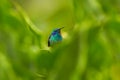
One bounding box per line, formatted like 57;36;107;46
48;27;64;47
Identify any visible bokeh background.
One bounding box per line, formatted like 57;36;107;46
0;0;120;80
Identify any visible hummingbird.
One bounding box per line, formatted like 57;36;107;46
48;27;64;47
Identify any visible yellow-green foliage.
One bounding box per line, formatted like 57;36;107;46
0;0;120;80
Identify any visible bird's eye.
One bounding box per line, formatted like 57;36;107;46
55;30;58;32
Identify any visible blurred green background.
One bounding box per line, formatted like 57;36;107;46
0;0;120;80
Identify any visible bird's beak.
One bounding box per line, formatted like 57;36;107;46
59;27;64;30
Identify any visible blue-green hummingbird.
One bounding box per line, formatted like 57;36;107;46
48;27;64;47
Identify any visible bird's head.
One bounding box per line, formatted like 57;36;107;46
52;27;64;35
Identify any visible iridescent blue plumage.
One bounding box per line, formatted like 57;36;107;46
48;27;64;47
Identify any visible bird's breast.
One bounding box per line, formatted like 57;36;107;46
50;33;62;42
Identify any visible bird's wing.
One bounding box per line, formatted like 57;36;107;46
48;35;51;47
